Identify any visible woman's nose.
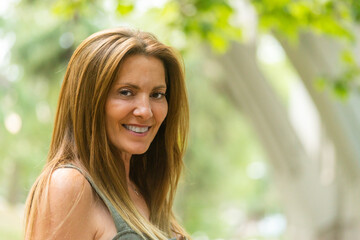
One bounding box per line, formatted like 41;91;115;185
133;95;153;119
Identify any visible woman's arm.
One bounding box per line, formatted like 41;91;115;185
32;168;98;239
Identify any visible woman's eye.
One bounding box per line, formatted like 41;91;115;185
151;92;166;99
119;89;133;96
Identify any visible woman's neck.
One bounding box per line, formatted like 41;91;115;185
121;152;132;183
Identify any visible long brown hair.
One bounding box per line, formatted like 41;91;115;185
24;27;190;239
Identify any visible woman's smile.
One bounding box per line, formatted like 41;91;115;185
122;124;151;135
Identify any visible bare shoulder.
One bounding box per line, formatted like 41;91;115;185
49;167;93;201
34;167;97;239
47;167;96;217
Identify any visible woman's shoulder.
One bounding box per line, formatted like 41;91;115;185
47;167;98;221
49;167;94;203
35;167;98;239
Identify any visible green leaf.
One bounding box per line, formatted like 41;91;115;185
52;0;79;19
341;50;355;64
207;31;229;53
116;3;134;16
333;80;349;99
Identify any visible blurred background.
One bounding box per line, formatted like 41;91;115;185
1;0;360;239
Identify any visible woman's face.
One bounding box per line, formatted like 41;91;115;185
105;54;168;156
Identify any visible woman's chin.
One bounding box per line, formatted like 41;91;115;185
128;147;150;156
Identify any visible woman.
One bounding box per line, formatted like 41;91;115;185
24;27;190;240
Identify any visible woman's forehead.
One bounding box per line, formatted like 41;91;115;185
114;55;166;87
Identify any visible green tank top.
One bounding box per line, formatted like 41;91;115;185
60;164;177;240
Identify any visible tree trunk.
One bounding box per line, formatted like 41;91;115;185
214;32;360;239
277;31;360;239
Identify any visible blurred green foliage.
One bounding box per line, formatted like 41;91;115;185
174;48;281;237
0;0;359;239
251;0;355;39
0;1;278;239
250;0;360;96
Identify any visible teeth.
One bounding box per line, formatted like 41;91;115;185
124;125;149;133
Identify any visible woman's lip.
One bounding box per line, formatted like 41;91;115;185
122;124;151;136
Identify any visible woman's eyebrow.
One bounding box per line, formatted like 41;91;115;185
115;83;167;90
